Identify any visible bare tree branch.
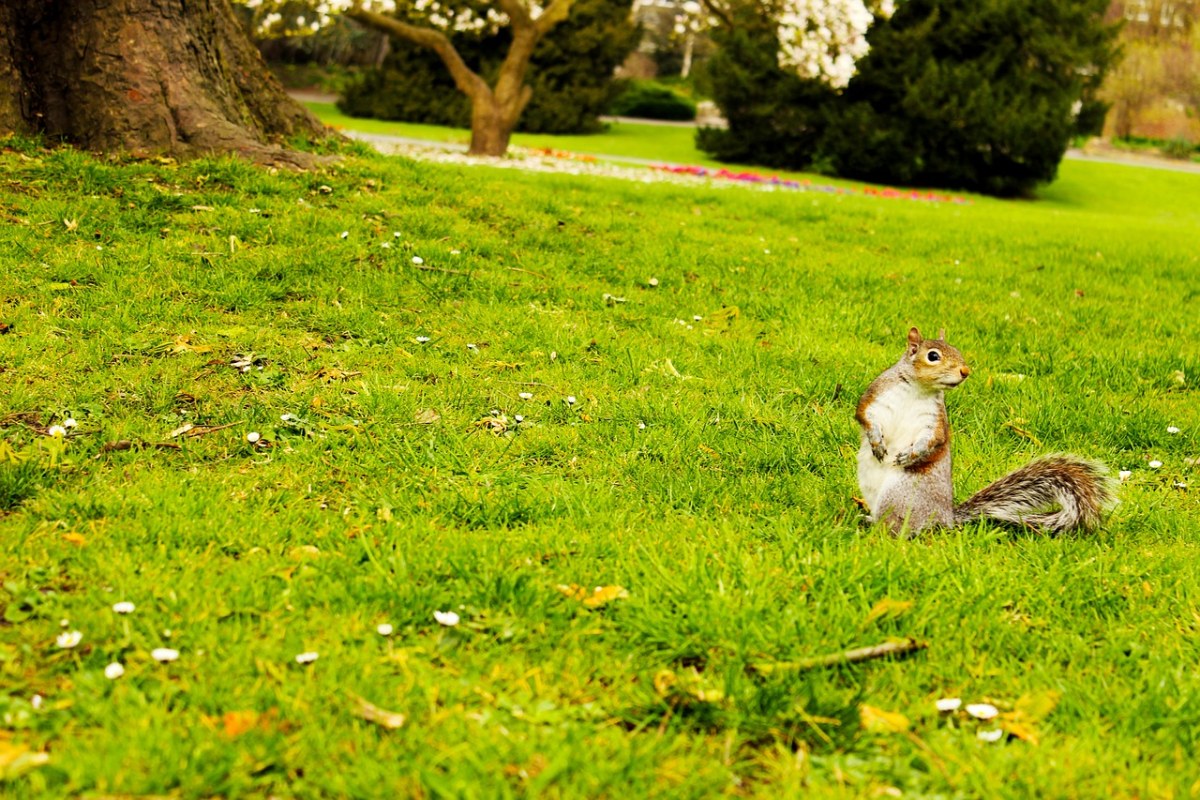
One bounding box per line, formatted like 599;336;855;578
533;0;573;36
345;5;490;100
750;638;929;675
492;0;533;27
699;0;733;29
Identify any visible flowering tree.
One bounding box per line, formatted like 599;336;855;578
244;0;574;155
701;0;894;87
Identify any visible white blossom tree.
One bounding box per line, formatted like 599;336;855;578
700;0;894;88
242;0;574;156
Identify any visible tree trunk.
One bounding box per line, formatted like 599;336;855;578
345;0;571;158
468;92;529;157
0;0;330;167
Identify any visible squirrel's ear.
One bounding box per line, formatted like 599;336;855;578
907;327;922;350
937;328;946;341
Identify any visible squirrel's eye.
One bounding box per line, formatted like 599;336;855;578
926;350;942;363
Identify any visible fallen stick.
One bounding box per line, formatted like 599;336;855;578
751;638;928;675
180;421;243;438
98;440;183;453
415;264;469;276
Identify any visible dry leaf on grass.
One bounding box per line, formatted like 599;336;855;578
314;367;362;382
860;704;910;734
864;597;913;626
355;696;406;730
0;742;50;780
556;584;629;608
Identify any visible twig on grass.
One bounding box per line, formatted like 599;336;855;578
750;638;928;675
172;421;244;439
506;265;550;280
415;263;470;277
98;440;183;454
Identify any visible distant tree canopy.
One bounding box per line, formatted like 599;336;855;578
1102;0;1200;141
699;0;1120;196
338;0;638;134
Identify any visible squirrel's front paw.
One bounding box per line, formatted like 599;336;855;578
871;441;887;461
893;451;916;468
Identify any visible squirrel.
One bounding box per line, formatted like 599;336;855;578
855;327;1116;534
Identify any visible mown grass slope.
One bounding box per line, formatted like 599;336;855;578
1;138;1198;798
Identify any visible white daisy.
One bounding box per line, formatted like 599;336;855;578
965;703;999;720
56;630;82;649
433;610;460;627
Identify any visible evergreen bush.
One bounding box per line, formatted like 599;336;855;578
698;0;1119;196
609;81;697;121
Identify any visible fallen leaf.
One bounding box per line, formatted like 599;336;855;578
169;423;195;438
414;408;440;425
169;334;213;355
860;704;910;734
473;415;509;434
864;597;913;626
221;710;262;739
61;532;86;546
1000;718;1039;744
1014;689;1061;722
0;742;50;780
653;668;724;704
355;696;406;730
314;367;362;382
556;584;629;608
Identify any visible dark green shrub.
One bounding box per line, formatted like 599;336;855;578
1162;137;1198;160
610;80;697;121
339;0;638;135
698;0;1119;196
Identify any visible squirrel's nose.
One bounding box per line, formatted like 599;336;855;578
960;366;971;378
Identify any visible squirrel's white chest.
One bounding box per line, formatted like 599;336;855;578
857;383;944;513
867;383;942;448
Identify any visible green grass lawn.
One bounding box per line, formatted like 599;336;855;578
1;136;1199;798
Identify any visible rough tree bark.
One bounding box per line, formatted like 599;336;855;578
0;0;330;167
345;0;572;157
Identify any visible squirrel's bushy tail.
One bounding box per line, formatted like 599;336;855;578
954;455;1116;534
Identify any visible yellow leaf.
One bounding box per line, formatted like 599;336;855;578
653;669;677;697
556;584;629;608
0;742;50;780
61;532;87;546
314;367;362;382
1000;718;1040;745
355;696;406;730
169;334;213;355
860;704;910;734
221;710;262;739
864;597;913;626
1014;689;1061;722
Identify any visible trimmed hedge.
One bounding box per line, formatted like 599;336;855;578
610;81;697;121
